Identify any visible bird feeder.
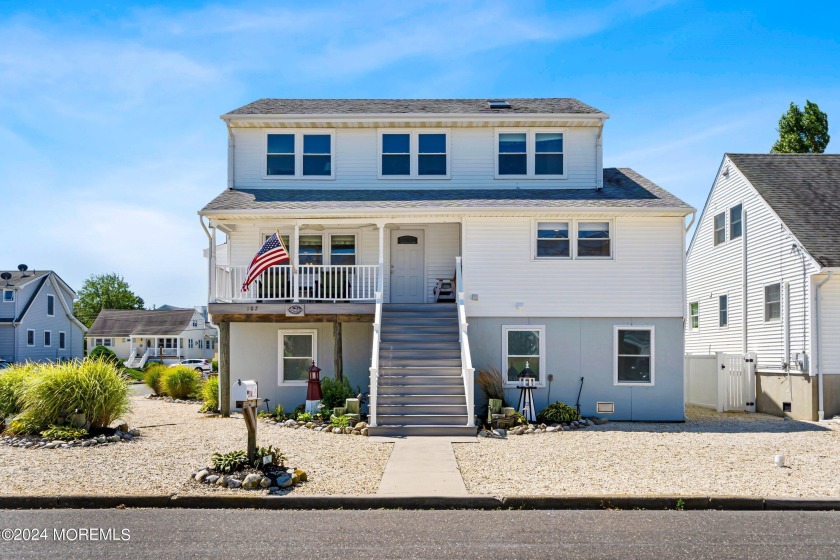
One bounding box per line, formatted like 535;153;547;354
517;362;537;422
305;360;323;414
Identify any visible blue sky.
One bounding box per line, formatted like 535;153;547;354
1;1;838;307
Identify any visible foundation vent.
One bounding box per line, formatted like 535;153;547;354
596;402;615;414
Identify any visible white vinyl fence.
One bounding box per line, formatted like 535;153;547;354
685;352;757;412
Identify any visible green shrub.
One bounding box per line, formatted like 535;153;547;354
253;445;286;467
211;450;248;473
537;401;580;424
87;345;122;367
296;412;312;422
123;368;144;382
200;375;219;413
292;403;306;417
161;366;200;399
23;358;130;429
330;415;349;429
0;363;39;419
320;376;356;410
40;425;88;441
6;412;44;436
143;363;168;394
211;359;218;372
272;404;285;419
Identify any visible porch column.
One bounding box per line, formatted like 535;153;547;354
219;321;230;417
293;224;300;303
176;337;181;358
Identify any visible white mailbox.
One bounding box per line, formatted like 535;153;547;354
233;379;258;407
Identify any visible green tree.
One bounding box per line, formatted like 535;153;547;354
73;273;145;327
771;100;830;153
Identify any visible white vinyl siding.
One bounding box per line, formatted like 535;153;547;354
686;156;819;371
464;215;684;317
819;276;840;374
232;126;598;189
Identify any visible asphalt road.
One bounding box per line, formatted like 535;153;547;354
1;509;838;559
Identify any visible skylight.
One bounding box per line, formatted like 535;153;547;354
488;100;511;109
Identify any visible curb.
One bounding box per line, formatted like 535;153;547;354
0;494;838;511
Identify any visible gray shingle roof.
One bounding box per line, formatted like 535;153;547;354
87;309;196;337
226;98;604;116
200;168;691;213
728;153;840;268
0;270;49;288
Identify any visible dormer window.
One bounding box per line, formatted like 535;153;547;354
266;131;334;179
495;129;565;178
378;130;449;178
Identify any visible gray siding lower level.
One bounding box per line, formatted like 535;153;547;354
468;317;685;421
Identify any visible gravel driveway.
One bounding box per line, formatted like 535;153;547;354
0;396;392;496
453;406;840;497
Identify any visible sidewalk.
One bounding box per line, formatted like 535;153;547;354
376;437;475;496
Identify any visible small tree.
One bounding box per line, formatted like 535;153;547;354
771;100;830;154
74;273;145;327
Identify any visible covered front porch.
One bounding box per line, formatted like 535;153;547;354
210;219;461;305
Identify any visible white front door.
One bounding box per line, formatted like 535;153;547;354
390;230;425;303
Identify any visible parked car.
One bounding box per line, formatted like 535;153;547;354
0;360;10;370
170;359;212;375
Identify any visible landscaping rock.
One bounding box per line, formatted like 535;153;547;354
355;422;367;430
546;426;557;432
361;428;369;436
351;430;360;435
324;426;333;433
344;427;353;434
284;419;296;427
195;469;210;482
227;478;242;489
215;476;228;487
243;473;263;489
294;468;308;482
206;475;220;485
277;474;293;488
259;477;272;488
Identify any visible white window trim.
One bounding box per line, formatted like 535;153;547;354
377;129;450;179
494;128;567;179
27;329;34;347
46;294;55;317
44;330;52;348
263;129;336;180
531;219;614;261
764;282;782;322
501;325;546;388
328;233;358;266
2;289;14;302
59;331;66;350
713;211;726;246
689;301;699;330
613;325;655;387
278;329;317;385
718;293;729;329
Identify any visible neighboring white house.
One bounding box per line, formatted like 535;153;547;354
0;266;86;363
199;98;694;435
85;308;218;368
686;153;840;421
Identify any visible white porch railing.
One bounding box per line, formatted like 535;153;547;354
215;265;379;302
455;256;475;427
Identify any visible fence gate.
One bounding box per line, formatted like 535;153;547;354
716;352;756;413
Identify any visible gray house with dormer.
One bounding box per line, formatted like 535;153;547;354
0;267;87;363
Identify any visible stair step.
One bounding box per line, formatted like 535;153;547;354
367;425;476;437
376;414;470;426
377;394;467;405
380;333;459;343
382;317;457;326
378;384;465;396
379;375;464;386
379;358;462;368
379;367;463;376
378;404;467;415
379;349;461;360
382;304;456;312
379;341;460;351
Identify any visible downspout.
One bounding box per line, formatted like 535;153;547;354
200;215;222;411
594;120;604;189
815;271;833;421
741;210;748;355
226;123;235;189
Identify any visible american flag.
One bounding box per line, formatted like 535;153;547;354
241;233;290;292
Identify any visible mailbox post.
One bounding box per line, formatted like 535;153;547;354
234;379;260;463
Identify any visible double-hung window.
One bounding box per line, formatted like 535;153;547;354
27;330;34;346
577;222;611;258
536;222;570;258
502;326;545;386
689;302;699;329
59;332;66;350
730;204;743;240
278;330;316;384
713;212;726;246
266;131;334;178
765;283;781;321
615;327;654;385
330;235;356;265
94;338;112;347
3;289;13;302
719;295;728;327
299;235;323;265
496;129;565;178
47;294;55;316
379;131;449;177
44;331;51;347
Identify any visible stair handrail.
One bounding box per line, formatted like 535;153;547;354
124;349;137;369
368;262;384;427
137;348;151;369
455;256;475;427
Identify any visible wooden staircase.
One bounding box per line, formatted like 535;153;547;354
368;303;476;437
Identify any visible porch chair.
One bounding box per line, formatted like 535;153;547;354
487;398;515;429
344;398;361;424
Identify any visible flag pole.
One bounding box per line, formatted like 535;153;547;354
276;229;297;273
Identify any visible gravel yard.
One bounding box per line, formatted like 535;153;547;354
0;395;392;496
454;406;840;497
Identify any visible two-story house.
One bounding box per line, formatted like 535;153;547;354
686;154;840;421
200;98;694;435
0;266;86;363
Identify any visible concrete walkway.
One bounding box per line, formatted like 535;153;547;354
376;437;474;496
